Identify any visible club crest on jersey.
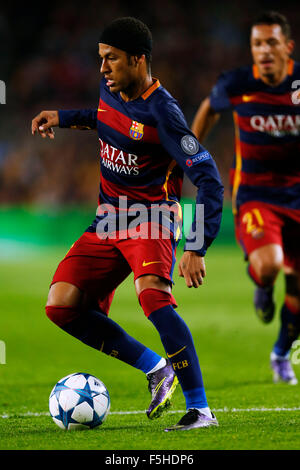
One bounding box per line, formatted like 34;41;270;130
129;121;144;140
251;228;265;239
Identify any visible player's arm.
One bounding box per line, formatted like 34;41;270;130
153;99;224;288
31;110;59;139
178;149;224;288
178;250;207;289
31;109;97;139
191;97;220;142
192;70;234;143
176;73;233;286
58;109;98;131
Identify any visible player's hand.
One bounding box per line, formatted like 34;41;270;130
31;110;59;139
178;251;206;288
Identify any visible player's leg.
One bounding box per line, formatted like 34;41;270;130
45;233;165;375
248;243;283;323
133;275;178;419
270;227;300;384
236;202;284;323
136;275;217;430
119;229;217;429
248;243;283;286
46;281;164;372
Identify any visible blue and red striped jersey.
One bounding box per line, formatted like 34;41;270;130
59;77;223;255
210;59;300;215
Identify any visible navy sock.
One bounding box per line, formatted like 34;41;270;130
273;303;300;356
148;305;208;409
60;308;162;373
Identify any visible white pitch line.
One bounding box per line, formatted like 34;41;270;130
1;407;300;420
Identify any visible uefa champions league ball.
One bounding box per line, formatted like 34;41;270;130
49;372;110;430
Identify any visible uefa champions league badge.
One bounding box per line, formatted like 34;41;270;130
129;120;144;140
181;135;199;155
181;135;211;167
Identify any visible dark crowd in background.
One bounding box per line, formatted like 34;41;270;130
0;0;299;206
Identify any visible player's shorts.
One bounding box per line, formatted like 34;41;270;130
235;201;300;271
51;222;178;315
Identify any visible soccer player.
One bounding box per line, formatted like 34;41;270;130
32;17;224;431
192;11;300;385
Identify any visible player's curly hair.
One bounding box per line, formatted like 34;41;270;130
252;11;291;39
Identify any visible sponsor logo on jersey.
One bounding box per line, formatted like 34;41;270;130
99;138;139;175
129;121;144;140
250;114;300;136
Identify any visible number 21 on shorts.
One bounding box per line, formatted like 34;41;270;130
242;208;264;239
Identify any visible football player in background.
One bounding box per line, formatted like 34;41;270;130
32;17;224;431
192;11;300;385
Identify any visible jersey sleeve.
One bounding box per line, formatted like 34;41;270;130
58;109;98;130
152;95;224;256
209;72;233;112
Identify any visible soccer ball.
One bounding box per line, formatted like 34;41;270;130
49;372;110;430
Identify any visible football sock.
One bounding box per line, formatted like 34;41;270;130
271;351;289;360
273;302;300;357
133;349;166;374
45;305;162;373
139;290;208;409
146;357;167;374
194;407;212;418
150;306;208;409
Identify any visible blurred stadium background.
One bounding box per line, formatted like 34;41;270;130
1;0;299;208
1;1;300;450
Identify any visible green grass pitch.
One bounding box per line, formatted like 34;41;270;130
0;243;299;450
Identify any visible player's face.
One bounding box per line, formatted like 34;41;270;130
99;44;139;95
251;24;294;84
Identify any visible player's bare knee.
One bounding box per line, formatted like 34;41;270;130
258;261;282;285
250;244;283;284
46;282;82;308
135;275;171;298
45;283;82;327
251;257;282;285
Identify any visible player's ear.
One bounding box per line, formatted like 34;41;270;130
286;39;295;56
134;54;146;67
